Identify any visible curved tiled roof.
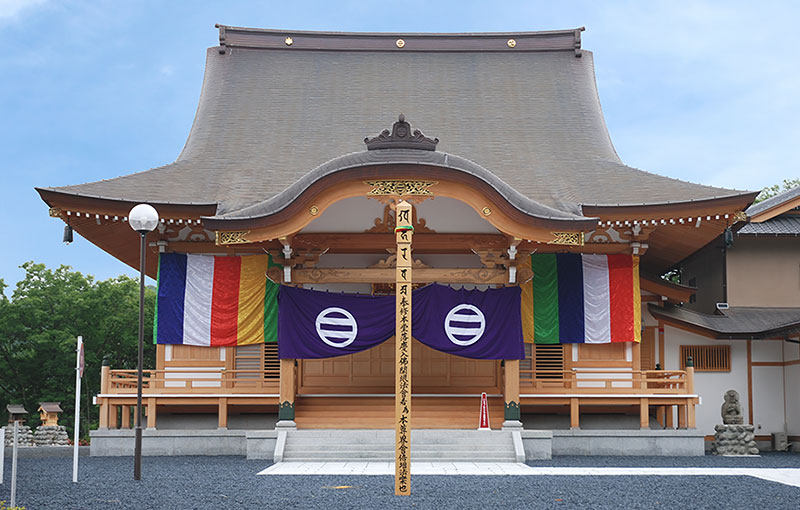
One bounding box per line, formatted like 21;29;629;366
40;28;752;219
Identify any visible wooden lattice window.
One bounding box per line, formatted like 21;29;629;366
520;344;533;380
264;343;280;380
234;345;261;380
679;345;731;372
533;344;565;380
234;344;281;380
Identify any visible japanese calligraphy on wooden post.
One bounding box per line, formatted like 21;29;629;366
394;200;413;496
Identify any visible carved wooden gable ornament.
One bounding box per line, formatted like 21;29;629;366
364;114;439;151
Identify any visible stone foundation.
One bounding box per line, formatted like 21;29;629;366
4;424;35;446
711;424;759;455
34;425;70;446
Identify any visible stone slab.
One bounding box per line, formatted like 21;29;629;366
90;429;247;456
552;429;705;456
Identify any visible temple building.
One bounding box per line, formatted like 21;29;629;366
39;25;793;458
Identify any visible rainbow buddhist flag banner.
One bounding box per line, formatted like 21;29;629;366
521;254;641;344
154;253;279;346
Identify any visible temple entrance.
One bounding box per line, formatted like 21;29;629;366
294;337;502;428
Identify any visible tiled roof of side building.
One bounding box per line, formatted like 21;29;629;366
745;185;800;218
738;216;800;235
39;28;752;218
648;304;800;339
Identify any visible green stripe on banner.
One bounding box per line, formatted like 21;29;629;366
152;254;161;344
532;253;560;344
263;279;279;342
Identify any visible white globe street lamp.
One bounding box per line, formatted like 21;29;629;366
128;203;159;481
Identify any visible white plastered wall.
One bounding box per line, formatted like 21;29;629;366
783;340;800;436
662;325;748;434
750;340;787;436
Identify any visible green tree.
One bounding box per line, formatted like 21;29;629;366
0;262;155;438
755;178;800;203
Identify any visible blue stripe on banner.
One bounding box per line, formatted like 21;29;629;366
557;253;586;343
157;253;187;344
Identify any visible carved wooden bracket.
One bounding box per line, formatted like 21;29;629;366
474;249;508;269
370;249;429;269
279;248;326;269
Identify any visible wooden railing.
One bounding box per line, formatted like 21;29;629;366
104;368;280;394
518;369;689;394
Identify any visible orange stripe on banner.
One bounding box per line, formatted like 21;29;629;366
519;256;535;343
608;254;634;342
211;256;241;346
632;256;641;343
237;255;268;345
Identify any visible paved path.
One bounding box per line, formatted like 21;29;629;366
260;461;800;487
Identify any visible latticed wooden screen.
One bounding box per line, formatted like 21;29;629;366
234;344;281;379
521;344;565;379
264;343;280;379
679;345;731;372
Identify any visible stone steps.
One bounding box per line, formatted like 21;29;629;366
280;428;517;462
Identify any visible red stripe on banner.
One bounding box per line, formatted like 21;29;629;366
210;256;242;346
608;254;634;342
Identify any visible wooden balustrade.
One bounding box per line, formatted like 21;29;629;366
518;369;689;394
104;368;280;394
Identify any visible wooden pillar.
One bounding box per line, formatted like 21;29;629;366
279;359;296;421
146;398;157;429
108;405;119;429
121;405;131;429
395;200;413;496
685;364;696;429
665;405;674;429
503;360;521;423
99;365;111;429
639;398;649;429
218;397;228;429
656;406;665;428
678;404;687;429
570;397;580;429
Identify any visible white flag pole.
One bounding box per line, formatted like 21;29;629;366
0;425;5;484
72;335;83;483
10;421;18;507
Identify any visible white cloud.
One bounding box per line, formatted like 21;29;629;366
0;0;48;22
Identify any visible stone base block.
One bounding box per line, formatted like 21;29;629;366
552;429;705;456
711;424;759;455
89;429;247;456
521;430;553;460
34;425;70;446
245;430;278;460
4;425;35;447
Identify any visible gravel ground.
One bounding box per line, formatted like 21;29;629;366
0;454;798;509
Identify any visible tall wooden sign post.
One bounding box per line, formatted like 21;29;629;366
394;200;413;496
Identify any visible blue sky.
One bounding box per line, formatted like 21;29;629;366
1;0;798;292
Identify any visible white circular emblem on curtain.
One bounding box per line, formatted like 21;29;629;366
315;307;358;348
444;304;486;346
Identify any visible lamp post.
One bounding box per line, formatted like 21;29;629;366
128;203;159;481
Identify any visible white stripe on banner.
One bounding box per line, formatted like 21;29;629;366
450;314;483;323
318;318;355;326
183;254;214;346
581;254;611;344
448;327;483;336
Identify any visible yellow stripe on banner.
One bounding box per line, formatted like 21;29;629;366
519;256;535;343
632;255;641;343
237;254;268;345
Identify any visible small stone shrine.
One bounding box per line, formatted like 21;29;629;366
5;404;35;447
711;389;759;455
34;402;70;446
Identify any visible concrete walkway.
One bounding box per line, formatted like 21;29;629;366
258;462;800;488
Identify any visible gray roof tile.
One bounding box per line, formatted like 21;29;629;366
649;304;800;339
42;31;751;217
738;216;800;235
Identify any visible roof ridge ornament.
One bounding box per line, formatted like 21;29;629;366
364;114;439;151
